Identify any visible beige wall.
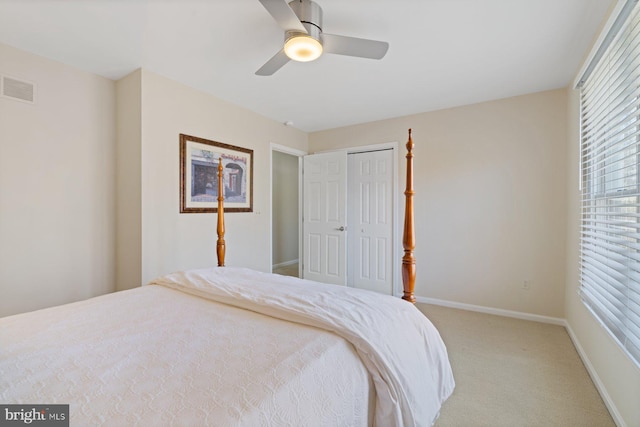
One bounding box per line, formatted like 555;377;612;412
565;87;640;427
137;70;307;285
0;44;569;320
0;45;309;309
0;43;116;316
310;89;568;318
115;70;142;291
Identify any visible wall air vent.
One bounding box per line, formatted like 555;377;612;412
1;75;36;104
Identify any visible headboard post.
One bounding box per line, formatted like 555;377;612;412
402;129;416;303
217;158;226;267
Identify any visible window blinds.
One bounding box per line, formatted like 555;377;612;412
580;0;640;367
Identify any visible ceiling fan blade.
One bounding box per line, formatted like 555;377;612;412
322;33;389;59
258;0;307;33
256;49;291;76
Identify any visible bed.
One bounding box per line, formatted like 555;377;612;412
0;130;454;426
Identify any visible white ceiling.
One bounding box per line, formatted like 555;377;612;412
0;0;612;132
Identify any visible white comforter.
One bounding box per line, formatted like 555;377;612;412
1;267;454;426
151;267;455;426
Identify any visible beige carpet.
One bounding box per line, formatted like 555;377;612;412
416;304;615;427
273;263;300;278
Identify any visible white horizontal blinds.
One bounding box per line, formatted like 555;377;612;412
580;0;640;367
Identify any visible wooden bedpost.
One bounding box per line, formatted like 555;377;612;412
217;158;226;267
402;129;416;303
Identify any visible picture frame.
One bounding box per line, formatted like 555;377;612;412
180;134;253;213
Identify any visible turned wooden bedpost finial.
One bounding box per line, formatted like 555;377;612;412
217;158;226;267
402;129;417;303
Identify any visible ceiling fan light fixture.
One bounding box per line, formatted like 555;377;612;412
284;35;323;62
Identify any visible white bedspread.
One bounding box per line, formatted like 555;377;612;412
1;267;454;426
150;267;455;426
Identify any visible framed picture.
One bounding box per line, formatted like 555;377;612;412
180;134;253;213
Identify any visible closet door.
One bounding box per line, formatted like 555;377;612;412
303;151;347;286
347;150;394;295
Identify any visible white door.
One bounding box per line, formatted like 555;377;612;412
303;151;348;285
347;149;394;294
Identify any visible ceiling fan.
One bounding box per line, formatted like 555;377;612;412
256;0;389;76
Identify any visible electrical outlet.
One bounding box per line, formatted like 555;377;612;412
522;280;531;290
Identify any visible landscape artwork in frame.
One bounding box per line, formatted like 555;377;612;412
180;134;253;213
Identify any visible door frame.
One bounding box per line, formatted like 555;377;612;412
270;143;307;277
270;141;399;295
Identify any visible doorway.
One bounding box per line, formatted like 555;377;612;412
271;142;398;294
299;143;398;295
271;147;304;278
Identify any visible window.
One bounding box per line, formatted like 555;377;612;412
579;0;640;367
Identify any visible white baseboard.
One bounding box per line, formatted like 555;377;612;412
272;259;298;269
564;323;626;427
417;296;565;325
